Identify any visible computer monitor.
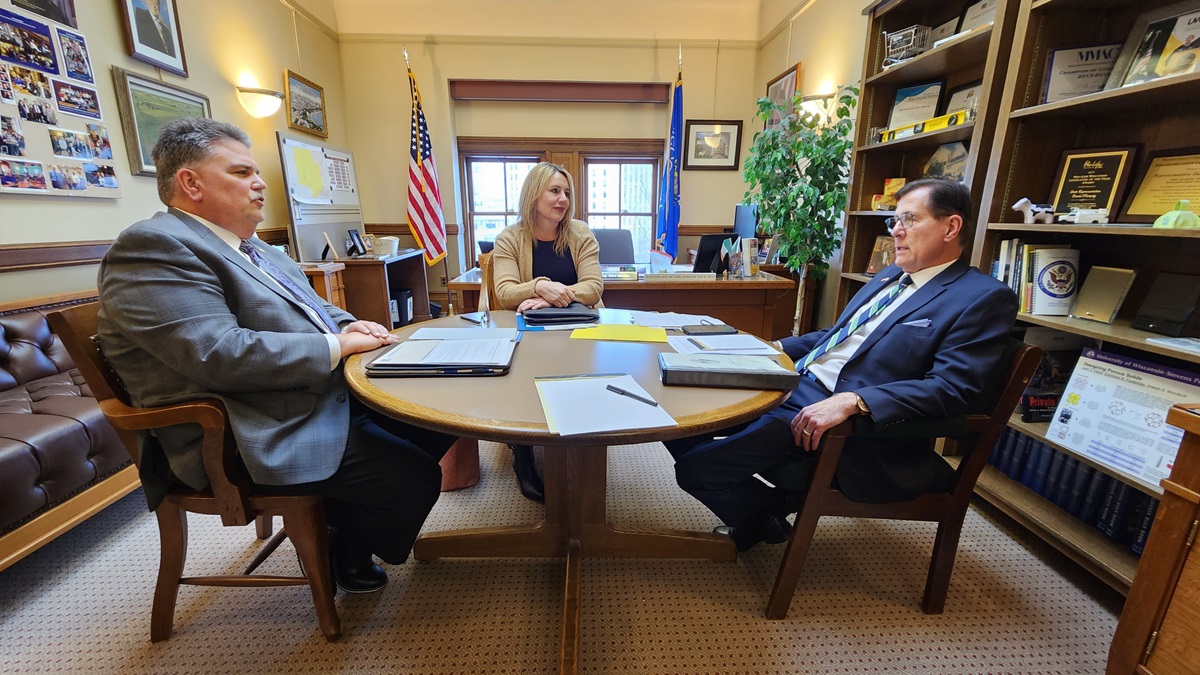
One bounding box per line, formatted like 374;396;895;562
732;203;758;241
692;233;738;274
478;240;495;255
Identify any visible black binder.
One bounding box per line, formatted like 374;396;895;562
1131;272;1200;337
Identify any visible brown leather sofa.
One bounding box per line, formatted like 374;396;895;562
0;292;137;571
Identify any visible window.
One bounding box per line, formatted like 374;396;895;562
583;158;656;263
463;157;538;256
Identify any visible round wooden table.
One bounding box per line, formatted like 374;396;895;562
346;310;790;674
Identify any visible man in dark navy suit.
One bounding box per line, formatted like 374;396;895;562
666;178;1019;551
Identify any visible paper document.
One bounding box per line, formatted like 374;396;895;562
409;327;518;341
667;334;779;355
534;374;676;435
371;338;515;367
1146;336;1200;355
570;325;667;342
627;310;725;329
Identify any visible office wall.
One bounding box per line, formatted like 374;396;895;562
0;0;345;303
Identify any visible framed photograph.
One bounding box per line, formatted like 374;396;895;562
942;79;982;116
55;27;93;84
1121;147;1200;222
347;228;367;256
682;119;743;171
117;0;187;77
1107;1;1200;89
887;81;943;130
1041;44;1121;104
51;79;100;120
764;62;802;130
0;8;58;75
865;235;896;275
111;66;210;176
958;0;999;33
10;0;77;29
1049;146;1138;216
285;69;328;139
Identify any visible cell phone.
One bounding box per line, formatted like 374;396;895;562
681;324;738;335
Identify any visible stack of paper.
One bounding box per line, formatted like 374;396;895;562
534;374;677;435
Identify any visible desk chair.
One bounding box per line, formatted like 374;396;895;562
592;228;635;265
763;339;1041;618
47;303;340;642
478;252;498;311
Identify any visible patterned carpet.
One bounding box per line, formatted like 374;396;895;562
0;441;1122;673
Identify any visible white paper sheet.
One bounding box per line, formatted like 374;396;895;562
627;310;725;329
408;327;518;341
534;374;676;435
667;334;779;355
372;338;515;366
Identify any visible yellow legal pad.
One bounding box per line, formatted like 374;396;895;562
569;325;668;342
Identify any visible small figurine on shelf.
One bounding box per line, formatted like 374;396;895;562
1057;207;1109;224
1011;197;1054;224
1153;200;1200;229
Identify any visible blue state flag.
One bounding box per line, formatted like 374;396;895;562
655;72;682;260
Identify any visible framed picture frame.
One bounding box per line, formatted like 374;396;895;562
942;79;982;116
1049;146;1138;217
1041;43;1122;104
1106;1;1200;90
285;69;328;139
764;62;802;130
887;80;943;130
958;0;999;33
11;0;78;29
682;119;743;171
865;235;896;275
111;66;210;176
1121;147;1200;222
117;0;188;78
347;228;367;257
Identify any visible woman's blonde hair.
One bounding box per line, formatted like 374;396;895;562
517;162;575;256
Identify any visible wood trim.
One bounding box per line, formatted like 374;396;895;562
256;229;291;246
366;223;460;236
679;224;728;236
0;289;98;315
0;241;111;273
449;79;669;104
457;137;664;155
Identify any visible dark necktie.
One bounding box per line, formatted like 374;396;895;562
238;240;341;334
801;275;913;369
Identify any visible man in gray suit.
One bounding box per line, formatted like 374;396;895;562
98;118;453;593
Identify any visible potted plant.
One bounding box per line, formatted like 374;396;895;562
742;84;858;336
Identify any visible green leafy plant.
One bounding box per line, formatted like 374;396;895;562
743;84;858;335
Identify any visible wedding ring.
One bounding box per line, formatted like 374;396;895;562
802;430;812;436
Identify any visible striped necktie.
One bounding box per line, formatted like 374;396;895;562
238;240;342;334
801;274;912;370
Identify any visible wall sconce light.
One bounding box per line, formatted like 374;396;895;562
799;93;835;121
236;86;284;118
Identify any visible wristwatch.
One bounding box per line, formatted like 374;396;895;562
853;393;872;417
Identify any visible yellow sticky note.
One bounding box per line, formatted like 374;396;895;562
570;325;668;342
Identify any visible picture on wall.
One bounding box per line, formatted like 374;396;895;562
0;8;58;75
117;0;188;77
285;70;328;138
51;79;100;120
682;119;743;170
55;27;93;84
1;115;26;156
764;62;802;130
112;66;210;176
10;0;77;29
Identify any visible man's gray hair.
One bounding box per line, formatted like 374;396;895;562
152;118;251;204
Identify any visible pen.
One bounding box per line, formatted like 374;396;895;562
606;383;659;407
460;314;483;325
687;337;708;350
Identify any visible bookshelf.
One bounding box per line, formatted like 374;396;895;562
974;0;1200;594
833;0;1020;314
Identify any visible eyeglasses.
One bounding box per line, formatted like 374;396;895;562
884;213;918;234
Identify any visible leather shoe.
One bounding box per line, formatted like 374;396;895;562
713;514;792;552
511;444;545;504
330;530;387;594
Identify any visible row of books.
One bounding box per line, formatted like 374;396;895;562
991;240;1079;316
989;428;1158;556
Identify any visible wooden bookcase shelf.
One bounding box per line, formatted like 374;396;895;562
987;223;1200;238
865;25;994;86
1017;314;1200;364
1007;413;1162;496
854;123;976;154
1009;70;1200;120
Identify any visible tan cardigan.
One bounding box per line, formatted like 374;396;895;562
492;219;604;310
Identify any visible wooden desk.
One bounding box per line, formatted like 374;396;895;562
447;269;795;339
302;262;346;310
346;311;789;674
341;249;431;329
1109;403;1200;674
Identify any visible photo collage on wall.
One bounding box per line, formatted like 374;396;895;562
0;2;119;197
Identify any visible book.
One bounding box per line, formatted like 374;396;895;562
1016;243;1061;312
1042;450;1068;501
995;427;1023;475
1052;457;1080;509
989;427;1013;468
1019;441;1053;493
1005;434;1034;480
1097;481;1133;541
1078;471;1111;526
1112;492;1151;546
1064;463;1096;517
658;352;800;390
1069;266;1136;324
1130;498;1159;556
1028;248;1080;316
1019;327;1091;423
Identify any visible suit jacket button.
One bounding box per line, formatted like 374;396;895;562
336;394;346;403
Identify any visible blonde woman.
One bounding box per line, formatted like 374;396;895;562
491;162;604;501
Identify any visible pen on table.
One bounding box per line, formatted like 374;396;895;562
460;314;483;325
687;337;708;350
606;384;659;407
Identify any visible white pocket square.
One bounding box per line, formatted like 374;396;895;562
902;318;932;328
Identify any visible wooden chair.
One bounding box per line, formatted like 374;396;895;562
478;252;498;311
763;339;1042;618
47;303;340;642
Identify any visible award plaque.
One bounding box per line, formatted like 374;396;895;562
1122;148;1200;221
1049;147;1137;216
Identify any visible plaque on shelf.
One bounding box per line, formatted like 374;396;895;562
943;79;982;117
1122;148;1200;221
1132;272;1200;337
1041;43;1122;104
1069;266;1137;324
887;81;943;130
958;0;998;33
923;142;968;182
1049;146;1138;216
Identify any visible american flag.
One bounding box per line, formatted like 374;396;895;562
407;69;446;265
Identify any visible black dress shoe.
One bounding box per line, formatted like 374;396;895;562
511;444;545;504
713;514;792;552
330;530;387;594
